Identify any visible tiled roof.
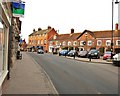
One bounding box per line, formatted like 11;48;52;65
93;30;120;38
49;33;81;41
35;28;53;35
29;28;53;36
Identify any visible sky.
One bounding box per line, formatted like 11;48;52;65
20;0;119;43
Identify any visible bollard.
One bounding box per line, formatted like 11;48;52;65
73;53;75;59
89;56;92;61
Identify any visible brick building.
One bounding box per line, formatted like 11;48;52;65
28;26;58;52
49;28;81;52
49;29;120;54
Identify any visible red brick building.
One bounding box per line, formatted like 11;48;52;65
28;26;58;52
49;29;81;52
49;29;120;54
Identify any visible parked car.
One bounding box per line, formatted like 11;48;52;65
37;49;44;54
77;50;88;57
112;53;120;66
67;50;78;57
87;49;100;59
59;50;69;56
103;51;111;60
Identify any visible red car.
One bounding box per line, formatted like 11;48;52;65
103;51;111;60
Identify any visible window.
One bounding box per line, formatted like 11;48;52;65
49;41;53;45
73;41;77;46
80;41;84;46
62;41;66;46
41;40;43;44
0;25;3;76
56;41;59;46
88;40;92;46
97;40;102;46
33;40;36;44
53;35;57;39
38;40;41;44
106;40;111;46
68;41;72;46
44;39;46;44
116;40;120;46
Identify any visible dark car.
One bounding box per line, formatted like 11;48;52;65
59;50;69;56
37;49;44;54
87;49;100;59
103;51;111;60
67;50;78;57
78;50;88;57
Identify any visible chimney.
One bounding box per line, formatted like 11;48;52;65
33;29;36;32
71;28;74;34
48;26;51;29
38;27;42;31
115;23;118;31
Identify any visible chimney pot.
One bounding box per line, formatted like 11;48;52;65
48;26;51;29
71;28;74;34
115;23;118;31
38;28;42;31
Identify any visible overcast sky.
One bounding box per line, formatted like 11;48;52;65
20;0;119;43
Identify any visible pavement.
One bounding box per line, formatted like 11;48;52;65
2;52;112;95
65;56;113;64
2;52;58;95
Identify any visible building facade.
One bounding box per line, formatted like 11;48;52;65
28;26;58;52
49;29;81;52
49;29;120;54
0;2;12;95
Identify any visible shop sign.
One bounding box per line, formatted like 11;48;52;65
12;2;25;18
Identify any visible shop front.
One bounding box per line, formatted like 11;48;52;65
0;3;11;95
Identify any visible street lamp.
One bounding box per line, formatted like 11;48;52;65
85;32;88;51
111;0;119;59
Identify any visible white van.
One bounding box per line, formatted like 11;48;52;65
112;53;120;66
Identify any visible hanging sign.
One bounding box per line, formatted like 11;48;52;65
12;1;25;18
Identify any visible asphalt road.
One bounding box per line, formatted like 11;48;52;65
29;52;118;94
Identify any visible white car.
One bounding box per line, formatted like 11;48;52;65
112;53;120;66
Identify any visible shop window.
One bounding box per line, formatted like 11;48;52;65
0;22;3;76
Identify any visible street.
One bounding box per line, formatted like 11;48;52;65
29;52;118;94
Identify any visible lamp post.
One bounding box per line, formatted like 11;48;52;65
85;32;88;51
111;0;119;59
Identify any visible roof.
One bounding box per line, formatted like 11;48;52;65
77;30;96;39
29;28;53;36
93;30;120;38
49;33;81;41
